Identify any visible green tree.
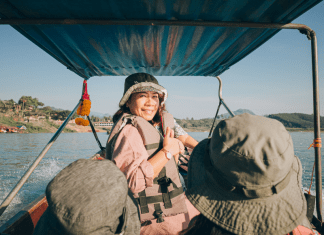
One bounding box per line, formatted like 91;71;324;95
7;99;16;107
18;96;44;110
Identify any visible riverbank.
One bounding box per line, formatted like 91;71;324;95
0;114;109;133
183;126;324;133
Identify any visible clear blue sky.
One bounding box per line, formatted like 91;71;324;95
1;2;323;119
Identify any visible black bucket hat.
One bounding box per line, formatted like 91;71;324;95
33;159;140;235
119;73;167;107
186;113;311;235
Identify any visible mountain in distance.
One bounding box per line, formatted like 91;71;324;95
89;111;111;118
50;106;64;111
219;109;255;119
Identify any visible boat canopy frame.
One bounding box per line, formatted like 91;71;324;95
0;18;322;227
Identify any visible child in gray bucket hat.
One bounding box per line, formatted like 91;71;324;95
33;159;140;235
182;113;316;235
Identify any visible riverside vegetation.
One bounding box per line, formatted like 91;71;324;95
0;96;112;133
0;97;323;133
177;109;324;132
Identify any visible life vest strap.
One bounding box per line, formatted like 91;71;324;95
153;203;164;223
138;191;149;214
145;143;161;150
136;187;183;205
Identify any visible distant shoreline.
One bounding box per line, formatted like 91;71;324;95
184;127;324;133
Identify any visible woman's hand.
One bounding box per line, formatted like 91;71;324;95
163;126;175;147
163;127;184;162
149;127;184;178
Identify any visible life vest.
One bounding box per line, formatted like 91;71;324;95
106;112;188;223
288;225;320;235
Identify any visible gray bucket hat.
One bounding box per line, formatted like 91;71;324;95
186;113;310;235
34;159;140;235
119;73;167;107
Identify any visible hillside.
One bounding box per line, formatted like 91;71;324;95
267;113;324;130
0;113;76;133
176;112;323;132
0;96;113;133
176;109;255;132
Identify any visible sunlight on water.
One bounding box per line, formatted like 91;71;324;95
33;158;62;180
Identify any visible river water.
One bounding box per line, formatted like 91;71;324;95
0;131;323;226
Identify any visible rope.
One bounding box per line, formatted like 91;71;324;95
308;138;322;149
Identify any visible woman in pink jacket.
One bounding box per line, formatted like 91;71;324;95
106;73;199;235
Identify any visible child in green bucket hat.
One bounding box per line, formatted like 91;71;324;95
182;113;316;235
34;159;141;235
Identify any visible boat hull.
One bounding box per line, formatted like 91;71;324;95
0;195;47;235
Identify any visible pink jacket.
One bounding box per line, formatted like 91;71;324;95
111;124;200;235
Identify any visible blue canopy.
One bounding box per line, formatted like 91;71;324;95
0;0;321;78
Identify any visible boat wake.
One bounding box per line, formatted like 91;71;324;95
0;158;63;227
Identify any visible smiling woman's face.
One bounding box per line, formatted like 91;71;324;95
127;91;159;121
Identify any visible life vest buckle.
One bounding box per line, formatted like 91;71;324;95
157;176;171;186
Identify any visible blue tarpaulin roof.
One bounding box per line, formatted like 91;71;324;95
0;0;322;78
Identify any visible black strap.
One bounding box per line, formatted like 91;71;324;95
145;143;160;150
153;168;178;189
135;187;184;206
153;204;164;223
138;190;149;214
153;167;179;209
87;115;104;151
154;168;172;208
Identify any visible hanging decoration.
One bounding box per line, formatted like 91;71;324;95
76;80;91;126
75;117;90;126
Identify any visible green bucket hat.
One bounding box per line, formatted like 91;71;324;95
186;113;310;235
34;159;140;235
119;73;167;107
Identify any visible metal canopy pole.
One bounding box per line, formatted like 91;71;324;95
208;76;235;138
0;19;314;32
0;99;82;217
216;76;235;118
310;31;322;222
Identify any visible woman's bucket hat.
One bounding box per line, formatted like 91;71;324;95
34;159;140;235
185;113;310;235
119;73;167;107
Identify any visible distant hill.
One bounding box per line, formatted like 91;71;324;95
218;109;255;119
89;111;111;118
176;111;324;132
175;109;255;132
50;106;64;111
267;113;324;129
